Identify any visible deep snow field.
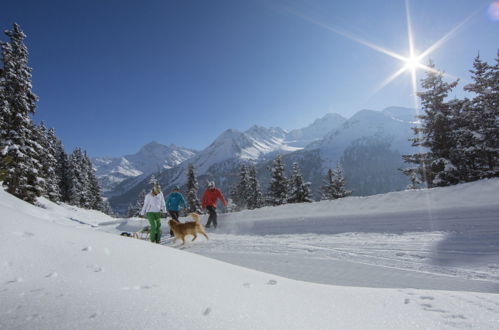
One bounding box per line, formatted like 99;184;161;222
1;179;499;329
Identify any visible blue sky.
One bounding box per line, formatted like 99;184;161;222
1;0;497;157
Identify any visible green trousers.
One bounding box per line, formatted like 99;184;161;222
146;212;162;243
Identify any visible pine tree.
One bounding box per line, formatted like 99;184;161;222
321;164;351;200
403;61;459;188
52;135;70;202
67;148;86;207
225;198;237;213
462;53;499;179
287;162;312;203
34;122;61;202
149;174;158;187
83;152;104;210
101;199;115;217
127;202;136;218
136;189;147;213
320;168;336;200
406;170;421;190
247;165;263;209
231;164;251;210
0;23;42;203
128;189;147;217
267;154;288;206
186;164;201;212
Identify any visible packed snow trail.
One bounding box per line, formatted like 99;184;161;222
103;179;499;292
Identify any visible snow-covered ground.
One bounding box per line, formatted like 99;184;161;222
1;179;499;329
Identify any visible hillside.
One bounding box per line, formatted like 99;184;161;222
1;179;499;329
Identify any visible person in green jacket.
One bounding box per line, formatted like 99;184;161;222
165;185;187;236
139;184;167;243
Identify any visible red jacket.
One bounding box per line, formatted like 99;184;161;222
202;188;227;208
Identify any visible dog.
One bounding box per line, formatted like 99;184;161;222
168;213;208;245
132;225;151;240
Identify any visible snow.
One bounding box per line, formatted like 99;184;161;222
1;179;499;329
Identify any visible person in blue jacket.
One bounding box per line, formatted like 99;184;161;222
165;185;187;236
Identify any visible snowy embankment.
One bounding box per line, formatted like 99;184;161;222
1;180;499;329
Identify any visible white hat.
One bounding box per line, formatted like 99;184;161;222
208;181;215;188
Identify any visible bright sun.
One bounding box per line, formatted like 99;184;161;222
404;55;421;70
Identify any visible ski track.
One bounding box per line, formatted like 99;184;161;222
100;204;499;294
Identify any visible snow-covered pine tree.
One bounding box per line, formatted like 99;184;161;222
462;53;499;179
332;164;351;198
231;164;251;210
127;202;135;218
406;169;421;190
321;164;351;200
148;174;158;187
287;162;312;203
83;152;104;210
101;199;115;217
0;24;42;203
186;164;201;213
51;133;70;202
67;148;86;207
225;198;237;213
320;168;335;200
247;165;263;209
34;122;61;202
403;61;459;188
267;154;288;206
135;189;147;213
128;189;147;217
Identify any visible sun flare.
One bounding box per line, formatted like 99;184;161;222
404;55;421;70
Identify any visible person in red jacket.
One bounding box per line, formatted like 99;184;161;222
201;181;227;229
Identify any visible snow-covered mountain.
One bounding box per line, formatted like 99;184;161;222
304;106;416;195
107;107;418;213
285;113;346;147
92;142;197;193
307;107;415;159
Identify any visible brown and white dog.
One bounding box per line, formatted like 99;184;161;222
168;213;208;245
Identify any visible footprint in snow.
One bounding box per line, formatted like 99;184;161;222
86;265;103;273
45;272;58;278
243;282;252;288
404;298;410;305
203;307;211;316
89;312;100;320
266;279;278;285
81;246;92;252
444;314;467;320
6;277;23;284
419;296;435;300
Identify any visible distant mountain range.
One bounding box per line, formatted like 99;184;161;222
95;106;418;214
91;142;196;193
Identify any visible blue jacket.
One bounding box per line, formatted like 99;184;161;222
166;191;187;211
